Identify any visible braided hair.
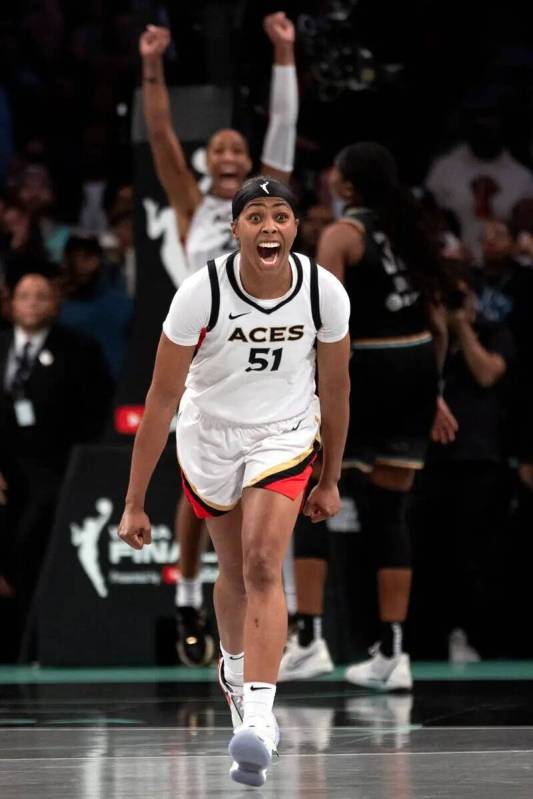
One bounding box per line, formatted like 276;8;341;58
336;142;443;301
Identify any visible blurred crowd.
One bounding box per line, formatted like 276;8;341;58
1;1;533;662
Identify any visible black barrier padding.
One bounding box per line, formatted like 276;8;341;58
36;444;188;666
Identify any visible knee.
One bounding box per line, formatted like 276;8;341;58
243;547;281;594
217;562;246;598
366;482;412;569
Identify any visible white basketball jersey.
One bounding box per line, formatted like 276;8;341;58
185;195;234;273
163;251;350;426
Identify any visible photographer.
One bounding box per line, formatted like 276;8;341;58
410;264;514;660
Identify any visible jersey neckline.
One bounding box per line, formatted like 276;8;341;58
225;251;303;315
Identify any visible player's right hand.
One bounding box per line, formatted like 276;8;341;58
431;396;459;445
139;25;171;59
118;507;152;550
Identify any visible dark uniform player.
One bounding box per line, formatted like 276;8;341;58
282;142;446;689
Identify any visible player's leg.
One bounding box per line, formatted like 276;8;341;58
346;463;414;691
279;507;333;680
228;486;303;787
174;495;214;666
205;504;246;731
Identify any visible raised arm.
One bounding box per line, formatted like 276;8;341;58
259;12;298;183
140;25;202;220
118;334;195;549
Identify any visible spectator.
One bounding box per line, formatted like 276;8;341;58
411;265;514;661
104;208;136;298
425;102;533;259
0;200;50;290
17;163;71;264
0;273;112;650
58;234;133;380
476;219;533;460
510;198;533;268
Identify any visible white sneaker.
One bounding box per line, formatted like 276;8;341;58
278;636;334;681
218;658;243;732
345;694;414;747
448;628;481;664
228;714;279;788
345;646;413;691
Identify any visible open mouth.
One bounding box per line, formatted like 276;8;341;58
257;241;281;266
219;170;239;186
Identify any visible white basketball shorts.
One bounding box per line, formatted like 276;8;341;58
176;397;321;519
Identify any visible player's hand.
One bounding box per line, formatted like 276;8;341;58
139;25;171;59
518;463;533;492
431;396;459;445
118;507;152;550
303;482;340;523
263;12;295;47
0;472;7;505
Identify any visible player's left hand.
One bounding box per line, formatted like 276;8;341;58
303;482;340;523
263;12;295;47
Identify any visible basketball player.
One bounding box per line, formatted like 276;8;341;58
118;178;350;786
139;14;298;665
283;143;446;690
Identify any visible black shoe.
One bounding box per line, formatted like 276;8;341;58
176;606;215;667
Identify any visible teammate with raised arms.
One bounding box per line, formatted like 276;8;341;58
139;14;299;665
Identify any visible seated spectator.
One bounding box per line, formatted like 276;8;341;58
425;99;533;260
59;234;134;380
103;208;136;298
18;163;71;264
0;273;113;652
410;265;514;661
0;199;50;289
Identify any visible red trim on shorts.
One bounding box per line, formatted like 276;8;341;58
263;462;315;501
181;475;215;519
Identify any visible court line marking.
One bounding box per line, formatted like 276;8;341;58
1;750;533;762
2;725;533;732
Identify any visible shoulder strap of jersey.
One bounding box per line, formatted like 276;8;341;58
206;260;220;331
309;257;322;331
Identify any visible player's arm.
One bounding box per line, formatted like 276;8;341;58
119;334;194;549
304;334;351;523
140;25;202;220
259;12;298;183
451;314;507;388
317;222;364;283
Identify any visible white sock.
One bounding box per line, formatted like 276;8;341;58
220;644;244;689
176;576;203;609
243;682;276;725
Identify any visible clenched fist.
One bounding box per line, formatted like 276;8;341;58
118;507;152;550
139;25;171;60
263;12;295;47
303;482;341;524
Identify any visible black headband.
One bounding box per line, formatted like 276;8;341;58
232;177;298;220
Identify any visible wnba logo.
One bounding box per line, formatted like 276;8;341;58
70;498;112;598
